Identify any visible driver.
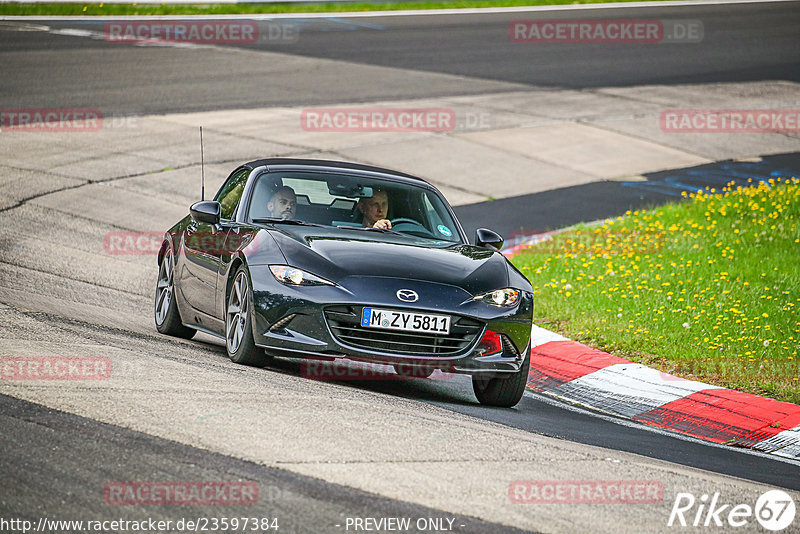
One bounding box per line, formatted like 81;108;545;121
357;189;391;229
267;186;297;220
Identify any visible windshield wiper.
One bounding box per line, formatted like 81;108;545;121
252;218;324;227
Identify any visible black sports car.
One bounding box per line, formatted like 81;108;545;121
155;158;533;406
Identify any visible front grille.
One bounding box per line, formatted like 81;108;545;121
324;305;483;356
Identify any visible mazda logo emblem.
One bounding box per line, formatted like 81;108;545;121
396;289;418;302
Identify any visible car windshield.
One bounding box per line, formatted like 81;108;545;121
247;170;464;245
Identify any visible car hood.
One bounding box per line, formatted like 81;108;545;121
263;226;510;294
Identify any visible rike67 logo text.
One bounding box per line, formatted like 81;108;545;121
668;490;796;531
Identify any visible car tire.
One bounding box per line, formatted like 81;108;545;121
471;350;530;407
226;266;269;367
154;246;196;339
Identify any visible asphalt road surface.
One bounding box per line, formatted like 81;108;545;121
0;394;528;534
0;1;797;113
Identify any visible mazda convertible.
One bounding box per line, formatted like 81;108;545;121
154;158;533;406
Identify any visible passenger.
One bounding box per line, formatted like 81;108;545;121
267;186;297;220
357;189;391;229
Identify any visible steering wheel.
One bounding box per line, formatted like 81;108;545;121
389;218;420;226
389;218;435;237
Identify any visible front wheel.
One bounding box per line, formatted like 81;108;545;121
226;267;269;367
471;351;530;407
154;246;196;339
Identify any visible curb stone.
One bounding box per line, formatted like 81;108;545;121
528;324;800;460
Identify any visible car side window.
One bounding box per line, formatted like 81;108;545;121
216;168;249;221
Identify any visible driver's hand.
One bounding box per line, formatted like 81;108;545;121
373;219;392;229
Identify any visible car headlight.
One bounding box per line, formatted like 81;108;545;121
269;265;333;286
474;288;520;307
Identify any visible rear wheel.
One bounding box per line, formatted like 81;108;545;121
226;267;269;367
154;246;196;339
471;350;530;407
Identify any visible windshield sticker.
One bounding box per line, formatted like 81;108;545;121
437;225;453;237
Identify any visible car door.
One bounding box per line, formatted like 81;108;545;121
179;168;249;318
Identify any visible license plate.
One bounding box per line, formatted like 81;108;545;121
361;307;450;335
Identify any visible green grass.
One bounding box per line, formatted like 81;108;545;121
0;0;676;17
511;178;800;405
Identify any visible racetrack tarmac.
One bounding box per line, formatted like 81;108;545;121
3;1;799;113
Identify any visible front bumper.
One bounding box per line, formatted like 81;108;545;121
249;273;533;374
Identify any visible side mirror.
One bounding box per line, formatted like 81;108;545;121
475;228;504;250
190;201;221;225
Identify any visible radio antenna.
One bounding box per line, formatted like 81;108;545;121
200;126;205;201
